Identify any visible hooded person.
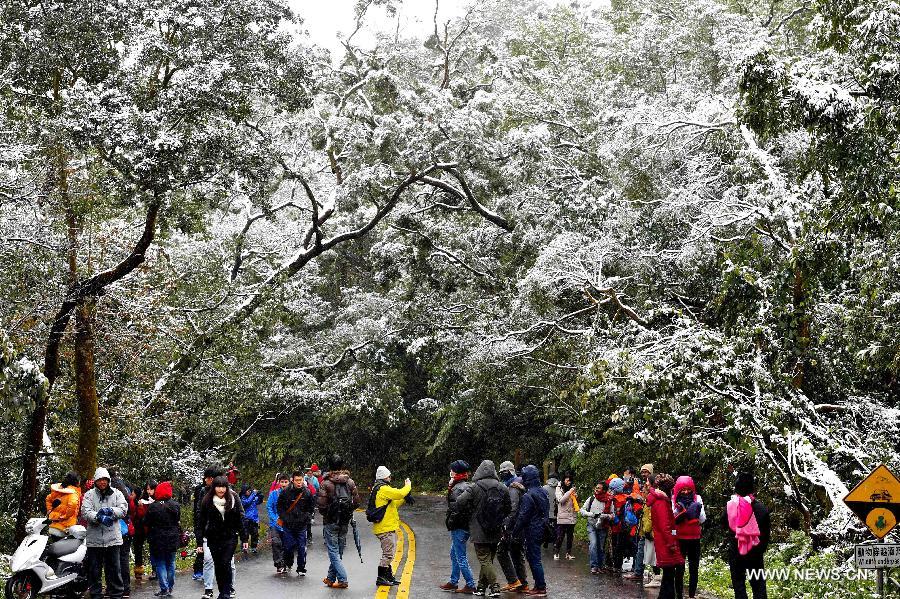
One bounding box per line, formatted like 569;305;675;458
144;481;181;596
725;472;770;599
648;474;684;599
452;460;510;597
239;482;263;552
46;471;82;537
440;460;477;593
370;466;412;587
496;461;529;592
81;467;128;599
554;471;577;560
673;476;706;599
316;455;362;589
540;473;559;548
512;465;549;597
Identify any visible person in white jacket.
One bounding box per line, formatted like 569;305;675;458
580;481;613;574
81;467;128;599
554;473;578;560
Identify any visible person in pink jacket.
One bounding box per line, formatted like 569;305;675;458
647;474;684;599
673;476;706;598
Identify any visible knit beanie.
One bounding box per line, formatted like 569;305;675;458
450;460;470;474
609;477;625;494
376;466;391;480
641;464;654;476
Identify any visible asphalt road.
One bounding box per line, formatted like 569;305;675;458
130;496;665;599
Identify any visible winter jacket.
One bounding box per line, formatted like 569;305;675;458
81;485;128;547
316;471;361;525
673;476;704;540
135;497;154;536
305;475;320;494
372;479;412;535
240;488;263;523
145;482;182;555
453;460;506;544
555;485;577;525
648;488;683;567
277;484;315;531
579;493;613;530
503;479;526;538
197;490;247;547
192;483;209;538
724;496;770;561
46;483;81;533
266;488;283;532
446;479;472;531
542;476;559;519
512;465;549;542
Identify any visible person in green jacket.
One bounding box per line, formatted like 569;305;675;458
371;466;412;587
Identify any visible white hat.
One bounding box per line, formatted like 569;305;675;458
375;466;391;480
93;467;111;481
499;461;515;474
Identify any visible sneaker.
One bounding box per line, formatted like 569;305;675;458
454;586;476;595
644;576;661;588
553;554;559;560
202;591;213;599
500;581;521;592
473;587;485;596
488;584;501;597
297;569;307;577
515;583;530;592
440;583;458;592
590;568;599;575
192;573;204;581
623;572;641;579
523;589;547;597
154;592;167;597
251;548;258;554
565;554;575;560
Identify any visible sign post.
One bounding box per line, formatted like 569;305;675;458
844;464;900;597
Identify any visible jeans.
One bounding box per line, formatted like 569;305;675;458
209;537;237;599
633;534;646;575
86;546;123;599
203;538;236;592
473;542;498;589
448;529;476;588
497;539;528;585
729;554;767;599
149;550;176;593
587;526;607;569
269;528;284;567
323;523;348;583
676;538;701;598
282;527;308;571
524;538;546;590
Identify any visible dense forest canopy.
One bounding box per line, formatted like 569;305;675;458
1;0;898;552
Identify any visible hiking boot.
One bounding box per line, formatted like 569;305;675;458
439;583;458;592
376;566;393;587
388;565;401;586
500;581;521;592
515;582;530;592
454;586;477;595
331;581;349;589
523;588;547;597
202;590;213;599
322;578;334;587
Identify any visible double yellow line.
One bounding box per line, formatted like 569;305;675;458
375;521;416;599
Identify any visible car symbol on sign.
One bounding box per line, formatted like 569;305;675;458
870;490;892;502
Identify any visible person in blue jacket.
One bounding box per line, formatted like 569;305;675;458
240;483;264;553
512;465;550;597
266;474;290;573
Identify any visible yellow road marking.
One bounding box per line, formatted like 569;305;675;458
375;524;406;599
395;522;416;599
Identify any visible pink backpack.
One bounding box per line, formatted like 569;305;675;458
727;494;761;556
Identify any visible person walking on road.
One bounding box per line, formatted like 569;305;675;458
193;467;223;582
725;472;770;599
81;467;128;599
317;455;361;589
497;461;529;593
553;472;577;560
369;466;412;587
133;480;157;581
305;467;320;546
440;460;477;594
673;476;705;598
144;481;181;597
512;465;549;597
452;459;511;597
197;476;249;599
648;474;683;599
266;473;290;574
580;480;612;574
239;483;263;553
541;473;559;549
278;471;316;577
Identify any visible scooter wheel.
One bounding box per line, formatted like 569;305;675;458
4;572;37;599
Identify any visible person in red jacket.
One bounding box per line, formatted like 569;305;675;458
647;474;683;599
672;476;705;598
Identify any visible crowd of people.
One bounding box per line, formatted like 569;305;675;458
40;456;770;599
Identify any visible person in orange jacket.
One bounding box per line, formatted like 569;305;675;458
46;471;82;537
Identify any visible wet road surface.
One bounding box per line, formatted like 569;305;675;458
131;496;668;599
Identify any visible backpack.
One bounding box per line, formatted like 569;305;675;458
328;482;354;525
476;482;512;535
366;482;388;523
624;497;640;528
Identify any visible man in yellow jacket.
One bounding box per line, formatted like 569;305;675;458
370;466;411;587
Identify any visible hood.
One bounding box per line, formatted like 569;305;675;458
472;460;499;483
93;467;111;482
522;465;542;489
609;477;625;495
673;476;696;501
329;470;351;484
155;481;173;501
545;475;559;488
240;483;250;495
51;483;78;495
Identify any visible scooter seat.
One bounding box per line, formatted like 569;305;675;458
47;538;82;558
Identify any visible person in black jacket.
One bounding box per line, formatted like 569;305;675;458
197;476;248;599
512;465;550;597
725;472;770;599
193;466;224;581
277;471;315;577
440;460;478;593
144;481;181;597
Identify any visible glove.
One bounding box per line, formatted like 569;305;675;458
51;499;61;509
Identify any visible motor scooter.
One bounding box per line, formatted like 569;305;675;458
4;518;88;599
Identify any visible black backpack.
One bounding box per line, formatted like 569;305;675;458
476;482;511;535
328;482;354;525
365;482;388;523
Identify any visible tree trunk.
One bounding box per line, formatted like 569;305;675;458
792;265;809;388
73;299;99;478
14;395;49;542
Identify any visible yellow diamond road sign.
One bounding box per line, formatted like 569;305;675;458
843;464;900;539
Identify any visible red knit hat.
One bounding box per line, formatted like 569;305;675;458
155;481;174;501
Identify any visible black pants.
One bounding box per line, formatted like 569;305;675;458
496;539;528;585
242;519;259;549
87;546;124;599
676;538;701;598
119;535;132;592
554;524;574;554
194;551;204;574
270;528;284;567
612;531;635;570
209;537;238;599
543;518;556;548
730;554;767;599
133;531;146;568
658;566;678;599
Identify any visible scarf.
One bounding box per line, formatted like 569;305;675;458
594;490;607;501
213;495;227;518
448;472;468;490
